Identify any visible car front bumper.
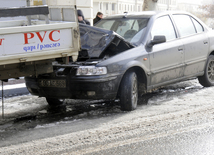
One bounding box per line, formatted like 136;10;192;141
25;73;123;100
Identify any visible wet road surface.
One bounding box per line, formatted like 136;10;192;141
0;79;214;154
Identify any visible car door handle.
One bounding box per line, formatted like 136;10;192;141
178;48;183;51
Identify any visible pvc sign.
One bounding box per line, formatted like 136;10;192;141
0;29;73;56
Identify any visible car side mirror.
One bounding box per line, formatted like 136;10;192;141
147;35;166;48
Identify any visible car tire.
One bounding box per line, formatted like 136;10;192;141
46;98;65;107
198;55;214;87
119;71;138;111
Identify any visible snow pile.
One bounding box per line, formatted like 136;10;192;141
0;95;47;118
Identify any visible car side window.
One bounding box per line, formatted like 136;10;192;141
191;17;204;33
173;15;196;37
151;15;176;41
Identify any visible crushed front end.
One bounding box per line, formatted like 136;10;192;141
25;62;122;100
25;24;134;100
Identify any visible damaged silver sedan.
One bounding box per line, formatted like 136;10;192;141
25;11;214;111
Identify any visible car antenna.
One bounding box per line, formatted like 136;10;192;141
123;12;128;18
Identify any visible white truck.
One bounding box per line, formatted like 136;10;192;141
0;1;80;80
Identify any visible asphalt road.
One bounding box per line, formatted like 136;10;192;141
0;79;29;98
0;87;29;98
88;124;214;155
0;79;214;155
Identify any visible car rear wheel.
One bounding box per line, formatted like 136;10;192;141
198;55;214;87
46;98;65;107
119;71;138;111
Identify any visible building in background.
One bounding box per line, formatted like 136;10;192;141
176;0;202;13
93;0;144;17
92;0;202;20
157;0;177;11
0;0;204;25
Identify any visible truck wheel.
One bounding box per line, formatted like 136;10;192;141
198;55;214;87
119;71;138;111
46;98;65;107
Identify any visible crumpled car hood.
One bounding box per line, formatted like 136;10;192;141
78;24;135;61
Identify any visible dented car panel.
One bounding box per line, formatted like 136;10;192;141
78;24;135;60
25;11;214;111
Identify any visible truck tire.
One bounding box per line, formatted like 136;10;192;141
119;71;138;111
198;55;214;87
46;98;65;107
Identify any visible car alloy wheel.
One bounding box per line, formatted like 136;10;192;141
198;55;214;87
207;59;214;82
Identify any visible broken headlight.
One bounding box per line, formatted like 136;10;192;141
76;66;107;76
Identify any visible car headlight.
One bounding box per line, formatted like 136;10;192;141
76;66;107;76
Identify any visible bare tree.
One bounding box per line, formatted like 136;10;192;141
143;0;158;11
199;3;214;18
199;2;214;28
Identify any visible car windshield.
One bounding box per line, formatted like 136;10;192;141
95;18;149;45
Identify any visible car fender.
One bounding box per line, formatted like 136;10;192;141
208;32;214;56
121;59;149;75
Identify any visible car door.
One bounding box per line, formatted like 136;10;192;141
172;14;209;77
148;15;185;88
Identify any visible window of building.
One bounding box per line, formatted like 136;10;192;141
112;3;115;11
106;3;108;10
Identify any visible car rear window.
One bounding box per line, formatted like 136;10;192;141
191;17;204;33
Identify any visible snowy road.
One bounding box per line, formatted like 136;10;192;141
0;79;29;98
0;79;214;154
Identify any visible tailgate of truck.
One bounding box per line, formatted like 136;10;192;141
0;21;79;65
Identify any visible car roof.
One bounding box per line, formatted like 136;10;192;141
103;11;191;19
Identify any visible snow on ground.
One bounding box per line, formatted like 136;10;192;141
0;78;48;118
1;79;214;154
0;79;207;120
0;95;48;118
2;83;26;90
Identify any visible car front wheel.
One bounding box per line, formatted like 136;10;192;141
46;98;65;107
198;55;214;87
119;71;138;111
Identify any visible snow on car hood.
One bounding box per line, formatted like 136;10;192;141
78;24;135;61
